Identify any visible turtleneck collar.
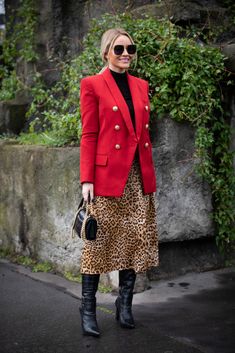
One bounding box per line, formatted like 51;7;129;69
109;68;127;79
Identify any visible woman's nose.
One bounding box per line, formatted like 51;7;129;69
122;47;129;55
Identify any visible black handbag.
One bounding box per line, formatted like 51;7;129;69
71;198;97;241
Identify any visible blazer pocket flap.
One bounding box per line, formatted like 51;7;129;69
95;154;108;166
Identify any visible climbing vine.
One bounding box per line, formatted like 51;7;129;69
0;10;234;251
0;0;38;100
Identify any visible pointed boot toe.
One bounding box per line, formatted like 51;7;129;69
80;307;100;337
115;297;135;329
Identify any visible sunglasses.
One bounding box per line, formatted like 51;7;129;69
113;44;137;56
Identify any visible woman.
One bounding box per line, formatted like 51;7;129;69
79;28;159;337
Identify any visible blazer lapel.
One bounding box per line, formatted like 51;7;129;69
127;73;144;140
102;68;136;138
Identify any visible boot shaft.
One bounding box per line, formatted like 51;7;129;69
82;274;100;298
81;297;96;314
118;269;136;306
80;274;100;337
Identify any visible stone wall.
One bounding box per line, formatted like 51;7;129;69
0;115;215;285
0;142;83;274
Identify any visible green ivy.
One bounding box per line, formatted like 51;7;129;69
0;10;234;251
0;0;38;100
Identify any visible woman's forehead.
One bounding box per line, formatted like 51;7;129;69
113;35;132;46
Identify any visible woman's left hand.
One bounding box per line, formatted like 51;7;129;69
82;182;94;202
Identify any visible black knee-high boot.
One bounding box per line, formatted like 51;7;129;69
115;269;136;329
79;274;100;337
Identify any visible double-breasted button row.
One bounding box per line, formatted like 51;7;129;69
113;105;149;112
115;142;149;150
115;123;148;130
115;123;148;131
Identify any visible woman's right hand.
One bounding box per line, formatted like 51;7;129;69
82;183;94;202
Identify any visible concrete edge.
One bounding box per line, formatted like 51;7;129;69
0;258;115;305
1;258;234;307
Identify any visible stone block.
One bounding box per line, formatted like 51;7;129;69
222;43;235;73
148;237;226;281
154;116;214;242
131;1;227;26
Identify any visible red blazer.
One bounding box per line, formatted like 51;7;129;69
80;67;156;197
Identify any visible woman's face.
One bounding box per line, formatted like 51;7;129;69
106;35;134;73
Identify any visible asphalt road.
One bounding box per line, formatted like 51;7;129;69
0;261;234;353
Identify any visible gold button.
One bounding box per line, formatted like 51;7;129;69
145;105;149;111
115;144;121;149
145;123;149;129
113;106;118;112
144;142;149;148
114;125;120;131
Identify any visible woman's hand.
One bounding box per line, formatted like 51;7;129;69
82;182;94;202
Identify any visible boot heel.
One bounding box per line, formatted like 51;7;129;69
115;298;120;321
115;309;119;321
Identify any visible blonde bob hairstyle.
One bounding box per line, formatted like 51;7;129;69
100;28;136;64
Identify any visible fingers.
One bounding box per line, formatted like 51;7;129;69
82;183;94;202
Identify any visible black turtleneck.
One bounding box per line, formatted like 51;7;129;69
110;69;135;131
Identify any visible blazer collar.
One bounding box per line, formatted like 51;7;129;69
101;67;143;140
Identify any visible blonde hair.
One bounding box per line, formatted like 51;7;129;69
100;28;135;63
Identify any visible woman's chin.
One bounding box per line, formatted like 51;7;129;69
118;63;130;70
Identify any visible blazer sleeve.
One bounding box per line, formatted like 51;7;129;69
80;77;99;184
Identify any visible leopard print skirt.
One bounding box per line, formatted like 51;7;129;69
80;159;159;274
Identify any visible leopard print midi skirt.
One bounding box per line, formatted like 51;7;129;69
80;159;159;274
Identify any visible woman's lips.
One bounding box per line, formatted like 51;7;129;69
119;58;130;63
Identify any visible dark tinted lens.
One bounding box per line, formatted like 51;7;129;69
113;45;124;55
127;45;136;55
